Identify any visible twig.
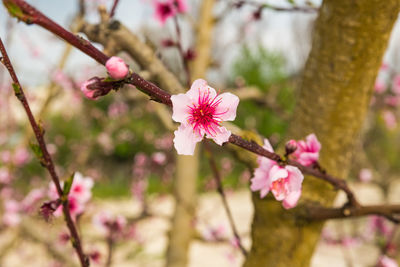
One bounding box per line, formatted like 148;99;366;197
173;16;191;86
204;141;248;256
305;204;400;223
0;38;89;267
105;236;113;267
109;0;119;18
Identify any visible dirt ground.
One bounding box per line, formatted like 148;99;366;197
1;181;398;267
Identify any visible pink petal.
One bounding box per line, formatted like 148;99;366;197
207;126;231;145
171;93;191;123
173;123;203;155
187;79;216;100
306;134;321;153
263;138;274;152
282;190;301;209
285;166;304;192
250;167;271;198
269;165;288;182
215;92;240;121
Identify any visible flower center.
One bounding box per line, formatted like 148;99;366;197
187;89;227;136
271;178;288;196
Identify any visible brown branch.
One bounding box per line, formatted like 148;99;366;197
305;204;400;223
204;141;248;257
173;16;191;86
0;38;89;267
109;0;119;18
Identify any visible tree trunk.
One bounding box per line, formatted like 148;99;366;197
245;1;400;266
166;1;215;266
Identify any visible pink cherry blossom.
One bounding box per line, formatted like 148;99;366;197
174;0;188;13
3;200;21;227
13;147;30;166
153;0;177;25
378;255;398;267
0;167;12;184
21;188;45;213
48;172;93;219
385;96;400;107
80;79;99;100
105;56;129;80
250;139;304;209
292;133;321;166
383;110;397;130
171;79;239;155
359;168;372;183
375;79;387;94
151;152;167;165
392;75;400;95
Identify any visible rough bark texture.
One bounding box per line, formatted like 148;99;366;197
245;1;400;266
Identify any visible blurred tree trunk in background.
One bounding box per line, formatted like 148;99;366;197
245;1;400;266
165;0;215;266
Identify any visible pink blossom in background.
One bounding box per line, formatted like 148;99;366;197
48;172;93;219
201;224;226;241
105;56;129;80
21;188;45;213
378;255;398;267
250;139;304;209
0;167;12;184
58;232;70;245
392;75;400;95
385;96;400;107
382;110;397;130
3;200;21;227
174;0;188;13
367;215;392;239
375;79;387;94
151;152;167;165
108;101;129;118
93;211;127;240
171;79;239;155
359;168;373;183
52;69;73;91
131;179;148;203
153;0;177;25
291;134;321;166
13;147;30;166
1;150;11;163
81;79;99;100
89;250;102;264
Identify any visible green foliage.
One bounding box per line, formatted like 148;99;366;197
231;44;295;139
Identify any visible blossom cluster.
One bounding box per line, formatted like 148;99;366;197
250;134;321;209
153;0;187;25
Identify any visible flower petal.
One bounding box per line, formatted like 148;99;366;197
186;79;208;99
306;133;321;153
173;123;203;155
263;138;274;153
285;166;304;192
207;126;231;145
269;165;288;182
171;93;191;123
282;190;301;209
215;92;239;121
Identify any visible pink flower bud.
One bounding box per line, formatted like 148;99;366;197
81;79;99;100
285;139;297;155
106;56;129;80
359;168;372;183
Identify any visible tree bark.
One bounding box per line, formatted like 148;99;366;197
166;1;216;266
245;1;400;266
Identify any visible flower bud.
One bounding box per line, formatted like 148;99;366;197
106;56;129;80
80;77;118;100
285;139;297;155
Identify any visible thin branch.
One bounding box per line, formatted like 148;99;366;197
109;0;119;18
305;204;400;223
0;38;89;267
204;141;248;257
173;16;191;86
